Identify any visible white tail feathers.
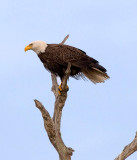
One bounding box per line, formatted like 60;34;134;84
82;68;110;84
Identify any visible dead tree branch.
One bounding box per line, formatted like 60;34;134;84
34;35;74;160
115;132;137;160
60;34;69;44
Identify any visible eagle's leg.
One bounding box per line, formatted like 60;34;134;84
58;82;69;95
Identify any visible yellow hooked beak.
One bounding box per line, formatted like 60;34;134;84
24;44;32;52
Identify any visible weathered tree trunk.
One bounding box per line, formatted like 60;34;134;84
34;35;74;160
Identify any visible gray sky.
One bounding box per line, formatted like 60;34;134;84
0;0;137;159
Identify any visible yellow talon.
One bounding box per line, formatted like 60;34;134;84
58;83;63;95
58;84;63;91
58;82;69;95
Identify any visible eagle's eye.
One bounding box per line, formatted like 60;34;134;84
29;43;33;46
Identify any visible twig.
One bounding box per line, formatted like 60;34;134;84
115;132;137;160
60;34;69;44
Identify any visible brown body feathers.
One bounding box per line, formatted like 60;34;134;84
38;44;109;83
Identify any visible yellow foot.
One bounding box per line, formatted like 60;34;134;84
58;83;63;95
58;83;69;95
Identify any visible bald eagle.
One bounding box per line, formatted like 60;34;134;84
24;40;109;84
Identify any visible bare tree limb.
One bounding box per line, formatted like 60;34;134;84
115;132;137;160
34;35;74;160
60;34;69;44
34;100;56;145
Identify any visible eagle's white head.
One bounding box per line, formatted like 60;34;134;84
24;40;48;55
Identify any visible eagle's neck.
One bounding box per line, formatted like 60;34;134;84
32;41;48;55
35;44;48;55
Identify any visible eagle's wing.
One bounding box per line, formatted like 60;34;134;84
47;44;106;71
44;44;109;83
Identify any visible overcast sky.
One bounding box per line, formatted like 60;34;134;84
0;0;137;160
